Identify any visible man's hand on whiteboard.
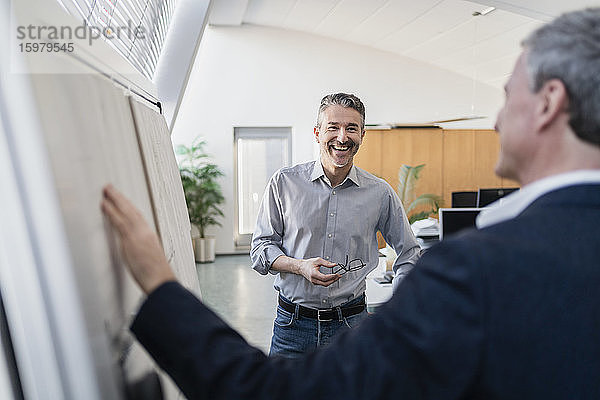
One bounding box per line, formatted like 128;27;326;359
101;184;176;294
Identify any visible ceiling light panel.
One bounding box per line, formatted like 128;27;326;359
405;9;536;61
313;0;388;38
468;52;521;82
283;0;339;32
375;0;475;54
434;20;541;71
345;0;442;46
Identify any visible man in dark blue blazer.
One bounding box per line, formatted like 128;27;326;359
101;8;600;400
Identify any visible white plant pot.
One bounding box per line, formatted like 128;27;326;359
194;236;216;263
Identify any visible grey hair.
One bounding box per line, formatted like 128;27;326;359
522;8;600;146
315;93;366;130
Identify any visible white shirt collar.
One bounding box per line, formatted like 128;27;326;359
476;170;600;229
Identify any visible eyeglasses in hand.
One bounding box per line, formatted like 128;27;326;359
325;255;366;275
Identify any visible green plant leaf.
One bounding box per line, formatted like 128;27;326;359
398;164;425;207
396;164;444;224
177;137;225;238
409;211;435;225
406;193;443;214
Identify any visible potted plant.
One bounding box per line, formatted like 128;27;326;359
398;164;443;224
176;137;225;263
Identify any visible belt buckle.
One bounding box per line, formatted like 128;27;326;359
317;309;332;322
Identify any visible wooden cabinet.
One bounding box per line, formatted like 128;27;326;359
355;128;443;199
354;128;519;210
442;129;505;206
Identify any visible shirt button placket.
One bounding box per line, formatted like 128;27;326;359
323;188;338;265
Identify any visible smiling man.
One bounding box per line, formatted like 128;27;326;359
250;93;421;358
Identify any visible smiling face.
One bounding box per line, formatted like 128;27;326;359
314;104;365;176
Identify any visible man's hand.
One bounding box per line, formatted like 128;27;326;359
101;184;176;294
271;256;340;287
297;257;341;287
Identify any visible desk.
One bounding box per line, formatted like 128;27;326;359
365;277;393;313
365;257;393;312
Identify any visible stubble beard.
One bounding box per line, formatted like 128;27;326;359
326;140;358;168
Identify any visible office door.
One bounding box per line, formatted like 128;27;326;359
234;127;291;247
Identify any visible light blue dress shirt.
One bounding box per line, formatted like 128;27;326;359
250;160;421;309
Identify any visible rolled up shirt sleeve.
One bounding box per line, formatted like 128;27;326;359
377;185;423;290
250;173;286;275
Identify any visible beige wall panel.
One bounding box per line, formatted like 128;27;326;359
357;128;443;246
379;129;443;199
357;128;444;205
442;130;476;206
359;128;515;211
129;98;200;295
355;131;384;248
380;130;412;192
31;73;164;398
356;130;387;249
502;177;521;188
354;129;383;177
473;130;503;189
408;129;443;199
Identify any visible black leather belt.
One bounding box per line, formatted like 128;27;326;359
278;295;365;321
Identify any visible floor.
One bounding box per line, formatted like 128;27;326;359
196;254;277;354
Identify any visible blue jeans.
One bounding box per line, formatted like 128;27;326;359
269;294;368;358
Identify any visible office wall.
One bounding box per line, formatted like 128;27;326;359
172;24;505;254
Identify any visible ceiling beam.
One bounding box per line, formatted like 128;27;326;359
209;0;250;26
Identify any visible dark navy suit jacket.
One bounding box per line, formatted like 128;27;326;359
131;184;600;399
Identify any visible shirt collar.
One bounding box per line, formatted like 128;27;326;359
346;165;360;187
476;169;600;229
310;160;325;181
310;160;361;187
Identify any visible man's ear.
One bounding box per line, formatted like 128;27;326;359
536;79;568;132
314;126;320;143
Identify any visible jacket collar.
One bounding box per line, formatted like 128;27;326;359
477;170;600;228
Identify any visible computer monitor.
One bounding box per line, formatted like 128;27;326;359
451;191;478;208
477;187;519;207
438;208;482;240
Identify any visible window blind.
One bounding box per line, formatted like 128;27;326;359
57;0;176;79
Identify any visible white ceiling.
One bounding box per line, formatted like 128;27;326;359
208;0;597;89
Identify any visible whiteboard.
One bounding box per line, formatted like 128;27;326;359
2;0;199;398
129;97;200;295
